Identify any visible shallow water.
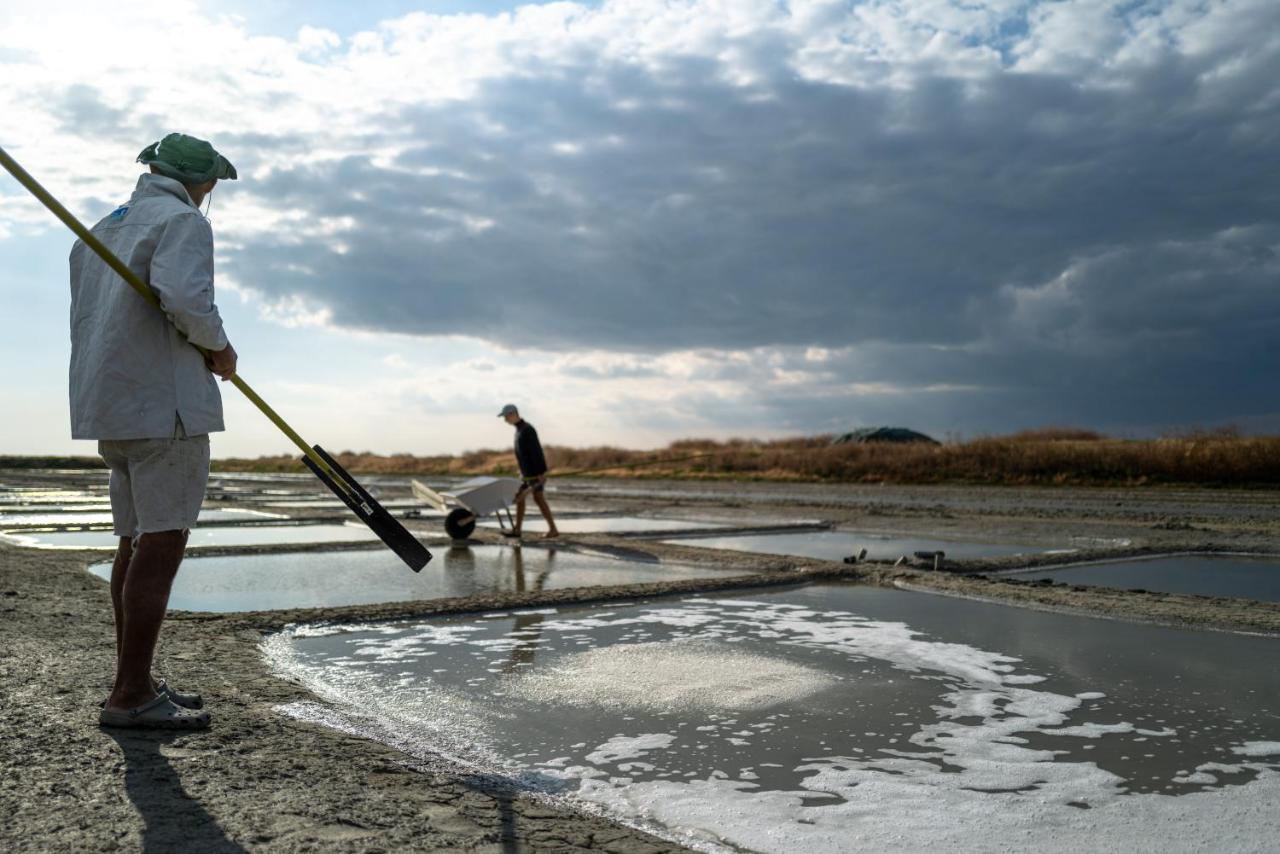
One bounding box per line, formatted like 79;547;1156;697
267;583;1280;853
1012;555;1280;602
0;493;106;507
0;504;113;515
207;473;319;483
480;516;728;534
0;508;283;528
663;529;1055;562
1;523;380;550
209;472;463;488
260;499;433;510
86;545;731;612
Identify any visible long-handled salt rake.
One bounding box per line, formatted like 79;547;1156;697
0;144;431;572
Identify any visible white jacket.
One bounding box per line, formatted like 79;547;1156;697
69;174;228;440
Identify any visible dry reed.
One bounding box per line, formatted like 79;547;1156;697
197;432;1280;487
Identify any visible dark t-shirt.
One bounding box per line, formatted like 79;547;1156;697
513;420;548;478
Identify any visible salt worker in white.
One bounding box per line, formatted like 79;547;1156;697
71;133;238;730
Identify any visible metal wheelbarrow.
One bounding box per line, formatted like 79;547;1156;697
412;477;523;539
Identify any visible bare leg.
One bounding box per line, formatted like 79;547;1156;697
514;492;527;532
106;530;188;711
108;537;166;696
109;537;134;663
533;491;558;537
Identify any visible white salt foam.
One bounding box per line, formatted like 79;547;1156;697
264;597;1280;854
508;640;838;713
586;734;678;765
1232;741;1280;758
572;767;1280;854
1040;722;1139;738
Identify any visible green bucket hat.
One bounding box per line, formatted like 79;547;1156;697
137;132;237;184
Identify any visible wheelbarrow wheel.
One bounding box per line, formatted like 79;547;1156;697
445;508;477;540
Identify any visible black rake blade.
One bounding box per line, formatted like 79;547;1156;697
302;445;432;573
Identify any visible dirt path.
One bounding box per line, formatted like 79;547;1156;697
2;478;1278;851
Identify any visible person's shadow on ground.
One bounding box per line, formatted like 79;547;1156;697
457;770;576;854
102;728;244;853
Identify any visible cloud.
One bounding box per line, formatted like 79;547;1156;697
207;1;1275;352
1;0;1277;437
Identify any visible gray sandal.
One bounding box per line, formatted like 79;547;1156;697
99;693;212;730
98;679;203;711
156;679;203;710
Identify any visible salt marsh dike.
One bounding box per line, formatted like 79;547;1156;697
2;470;1280;852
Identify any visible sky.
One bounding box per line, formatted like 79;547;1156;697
1;0;1277;458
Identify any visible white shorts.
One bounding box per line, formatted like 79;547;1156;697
98;427;210;540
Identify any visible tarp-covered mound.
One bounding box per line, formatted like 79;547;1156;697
831;427;939;445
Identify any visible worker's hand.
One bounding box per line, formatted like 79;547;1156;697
205;342;238;381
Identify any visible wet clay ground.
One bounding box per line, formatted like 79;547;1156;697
1;478;1279;852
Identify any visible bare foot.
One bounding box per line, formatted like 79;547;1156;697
501;529;522;538
104;689;161;714
542;530;560;539
101;675;169;709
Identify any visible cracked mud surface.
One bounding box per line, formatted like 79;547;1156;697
2;476;1278;851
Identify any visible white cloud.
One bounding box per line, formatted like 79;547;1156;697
1;0;1276;446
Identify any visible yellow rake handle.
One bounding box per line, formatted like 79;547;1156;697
0;143;353;498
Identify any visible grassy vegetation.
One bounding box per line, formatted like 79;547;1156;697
203;430;1280;487
0;456;106;470
5;430;1277;487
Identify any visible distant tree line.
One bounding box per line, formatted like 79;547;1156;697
5;427;1275;486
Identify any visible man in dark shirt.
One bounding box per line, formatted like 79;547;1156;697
499;404;559;539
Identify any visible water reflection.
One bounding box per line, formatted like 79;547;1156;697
505;548;552;674
513;546;553;595
87;545;722;612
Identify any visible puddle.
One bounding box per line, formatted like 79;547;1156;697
1;523;380;550
663;530;1056;562
0;493;107;507
210;488;319;498
0;508;284;528
260;499;431;510
479;516;728;534
0;504;113;515
85;545;730;612
209;472;461;488
1010;555;1280;603
208;473;322;483
266;583;1280;853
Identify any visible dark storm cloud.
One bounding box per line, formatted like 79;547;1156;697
128;1;1280;431
227;50;1276;328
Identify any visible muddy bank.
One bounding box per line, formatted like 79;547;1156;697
548;478;1280;525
